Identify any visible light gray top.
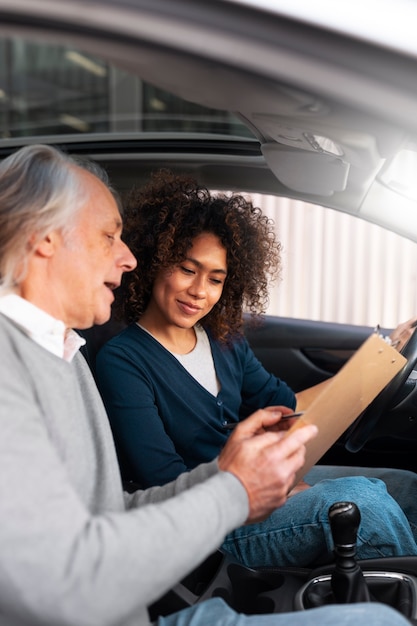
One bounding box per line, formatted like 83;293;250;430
139;323;220;396
0;313;248;626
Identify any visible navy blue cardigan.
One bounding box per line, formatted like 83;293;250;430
96;324;296;487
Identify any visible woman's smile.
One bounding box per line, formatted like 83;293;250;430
176;299;203;316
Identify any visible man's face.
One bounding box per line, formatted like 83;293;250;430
47;169;136;329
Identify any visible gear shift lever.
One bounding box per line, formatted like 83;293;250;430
329;502;371;603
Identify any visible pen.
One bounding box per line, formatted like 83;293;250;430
222;411;304;430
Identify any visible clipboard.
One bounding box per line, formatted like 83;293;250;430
287;333;407;485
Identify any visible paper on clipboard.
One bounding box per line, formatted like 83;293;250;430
287;333;407;486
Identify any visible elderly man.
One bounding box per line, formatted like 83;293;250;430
0;143;409;626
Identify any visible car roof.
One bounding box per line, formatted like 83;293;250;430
222;0;417;58
0;0;417;240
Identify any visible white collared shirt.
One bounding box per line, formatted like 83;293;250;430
0;293;85;362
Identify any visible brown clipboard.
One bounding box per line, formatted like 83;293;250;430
287;333;407;485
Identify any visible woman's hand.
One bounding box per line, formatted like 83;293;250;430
389;317;417;351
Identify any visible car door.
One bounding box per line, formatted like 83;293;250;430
245;315;373;393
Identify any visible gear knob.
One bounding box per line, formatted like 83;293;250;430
329;501;361;549
328;501;371;603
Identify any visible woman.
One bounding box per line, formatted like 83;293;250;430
96;170;417;568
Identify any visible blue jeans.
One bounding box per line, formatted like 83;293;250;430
157;597;410;626
222;466;417;567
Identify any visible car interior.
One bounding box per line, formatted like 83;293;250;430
3;0;417;622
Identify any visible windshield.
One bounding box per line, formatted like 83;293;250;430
0;38;254;140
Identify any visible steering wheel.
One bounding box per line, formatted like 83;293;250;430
344;327;417;453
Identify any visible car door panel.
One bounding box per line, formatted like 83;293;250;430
245;315;374;392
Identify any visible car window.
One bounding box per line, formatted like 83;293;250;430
0;39;252;139
253;194;417;330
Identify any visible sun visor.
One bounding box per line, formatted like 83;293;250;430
261;144;349;196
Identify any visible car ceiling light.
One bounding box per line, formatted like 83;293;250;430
254;119;343;157
65;51;107;77
304;133;344;156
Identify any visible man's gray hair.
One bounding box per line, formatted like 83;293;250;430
0;144;118;291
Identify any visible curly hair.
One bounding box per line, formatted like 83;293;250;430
116;169;282;342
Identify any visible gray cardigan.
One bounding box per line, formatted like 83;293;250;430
0;314;248;626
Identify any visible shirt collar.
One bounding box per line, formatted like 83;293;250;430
0;293;85;362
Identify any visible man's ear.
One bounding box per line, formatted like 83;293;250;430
32;231;61;258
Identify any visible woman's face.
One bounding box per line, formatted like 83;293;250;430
149;232;227;329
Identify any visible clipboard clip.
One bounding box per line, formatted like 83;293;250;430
374;324;400;349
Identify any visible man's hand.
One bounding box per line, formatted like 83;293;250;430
218;408;318;523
